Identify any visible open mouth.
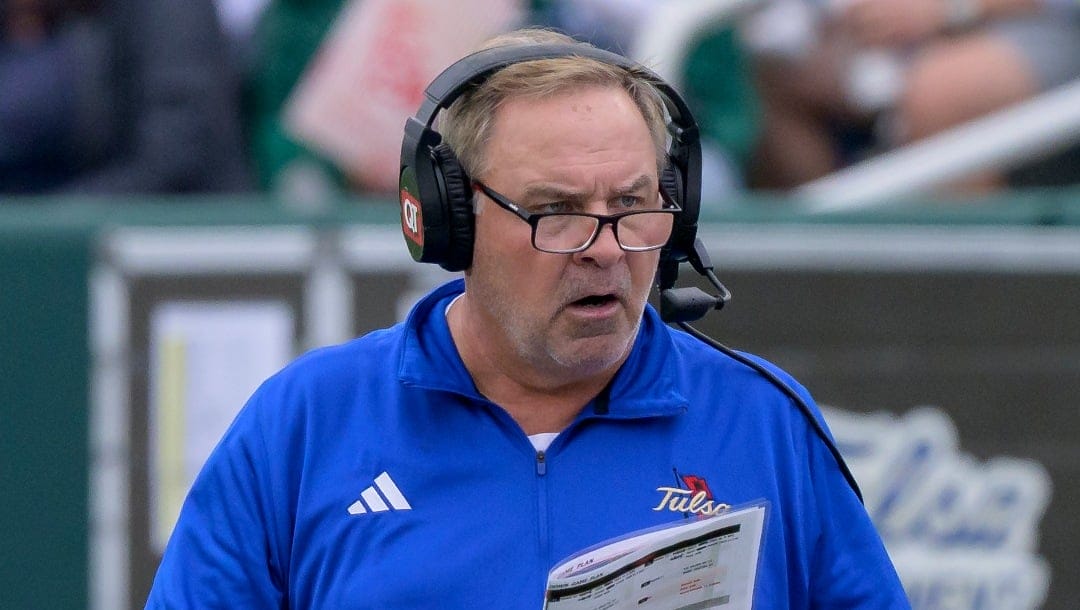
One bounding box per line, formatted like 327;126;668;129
571;294;618;308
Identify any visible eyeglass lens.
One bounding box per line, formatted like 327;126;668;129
534;212;674;252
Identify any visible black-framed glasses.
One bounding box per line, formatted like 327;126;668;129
474;181;681;254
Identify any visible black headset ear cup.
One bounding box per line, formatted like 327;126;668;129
660;163;683;208
659;160;697;262
431;143;475;271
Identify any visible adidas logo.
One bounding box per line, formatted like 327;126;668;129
347;472;412;515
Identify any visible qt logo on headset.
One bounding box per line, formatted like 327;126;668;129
399;167;427;263
401;191;423;243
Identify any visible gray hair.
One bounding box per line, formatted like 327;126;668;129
438;28;669;180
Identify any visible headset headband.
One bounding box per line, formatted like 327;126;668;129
413;43;697;133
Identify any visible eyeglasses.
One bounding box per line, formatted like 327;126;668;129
473;181;680;254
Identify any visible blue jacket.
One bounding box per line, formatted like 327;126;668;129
147;279;909;608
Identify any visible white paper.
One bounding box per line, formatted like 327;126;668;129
544;504;766;610
148;300;294;552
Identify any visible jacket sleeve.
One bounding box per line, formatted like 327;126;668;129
144;386;291;609
803;398;912;609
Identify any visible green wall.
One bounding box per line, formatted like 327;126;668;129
1;227;91;609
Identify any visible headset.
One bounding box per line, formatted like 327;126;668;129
398;42;701;275
398;42;863;503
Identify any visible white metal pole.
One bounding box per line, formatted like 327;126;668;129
795;78;1080;213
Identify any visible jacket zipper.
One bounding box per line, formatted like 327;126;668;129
536;450;549;564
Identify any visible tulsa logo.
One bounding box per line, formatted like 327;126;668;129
653;473;730;517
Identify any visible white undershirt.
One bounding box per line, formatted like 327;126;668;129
528;432;560;452
445;293;562;452
444;292;464;317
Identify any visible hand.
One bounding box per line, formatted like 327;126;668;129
839;0;951;47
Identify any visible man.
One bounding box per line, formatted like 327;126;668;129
146;28;910;608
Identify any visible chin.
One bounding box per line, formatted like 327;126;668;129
550;332;635;376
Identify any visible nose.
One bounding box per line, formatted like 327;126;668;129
573;223;623;267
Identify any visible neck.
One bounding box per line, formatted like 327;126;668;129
447;293;618;436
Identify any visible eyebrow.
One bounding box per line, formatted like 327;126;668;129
519;174;655;203
613;174;655;195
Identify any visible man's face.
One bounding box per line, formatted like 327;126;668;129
464;85;663;381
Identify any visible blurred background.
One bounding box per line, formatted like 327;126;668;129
2;0;1078;608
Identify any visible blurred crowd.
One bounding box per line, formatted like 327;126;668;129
2;0;1077;203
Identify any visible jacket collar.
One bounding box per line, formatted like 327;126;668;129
398;279;687;419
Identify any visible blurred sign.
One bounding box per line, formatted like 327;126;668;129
284;0;523;192
826;406;1051;610
90;223;1079;609
148;301;294;551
